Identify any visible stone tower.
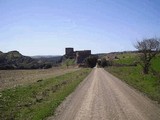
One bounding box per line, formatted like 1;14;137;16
65;48;74;56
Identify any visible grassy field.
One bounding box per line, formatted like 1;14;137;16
105;53;160;103
113;52;160;68
113;53;138;65
0;67;79;90
0;68;91;120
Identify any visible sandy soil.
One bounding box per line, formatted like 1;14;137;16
47;68;160;120
0;67;79;90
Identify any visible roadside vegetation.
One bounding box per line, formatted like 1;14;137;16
0;68;91;120
151;54;160;72
105;52;160;103
97;58;111;68
85;56;98;68
62;59;76;68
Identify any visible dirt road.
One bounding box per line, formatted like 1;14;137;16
48;68;160;120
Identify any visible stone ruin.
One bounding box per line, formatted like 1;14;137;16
65;48;91;64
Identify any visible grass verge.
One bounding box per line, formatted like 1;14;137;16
0;68;91;120
113;53;137;65
105;66;160;103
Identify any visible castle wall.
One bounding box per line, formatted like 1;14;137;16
65;48;91;64
76;50;91;64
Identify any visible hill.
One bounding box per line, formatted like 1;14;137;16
0;51;52;69
31;55;62;65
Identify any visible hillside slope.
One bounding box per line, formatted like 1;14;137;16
0;51;52;69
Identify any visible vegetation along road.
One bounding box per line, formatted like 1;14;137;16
48;68;160;120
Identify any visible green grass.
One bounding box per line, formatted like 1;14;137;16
113;53;138;65
114;53;160;68
62;59;76;67
0;68;91;120
151;54;160;72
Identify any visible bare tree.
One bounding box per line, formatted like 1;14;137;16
135;38;160;74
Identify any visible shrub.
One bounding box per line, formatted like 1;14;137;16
85;56;98;68
101;58;109;67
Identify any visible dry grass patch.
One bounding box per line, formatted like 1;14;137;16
0;67;79;90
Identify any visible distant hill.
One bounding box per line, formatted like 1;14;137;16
0;51;53;70
31;55;62;66
31;55;60;58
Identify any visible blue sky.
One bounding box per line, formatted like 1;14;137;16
0;0;160;55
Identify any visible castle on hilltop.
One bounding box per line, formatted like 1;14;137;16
65;48;91;64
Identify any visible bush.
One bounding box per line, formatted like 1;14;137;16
115;56;119;59
43;63;52;69
85;56;98;68
97;59;101;67
101;58;109;67
97;58;110;67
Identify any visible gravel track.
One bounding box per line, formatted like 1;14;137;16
48;68;160;120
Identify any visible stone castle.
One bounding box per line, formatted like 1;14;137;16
65;48;91;64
